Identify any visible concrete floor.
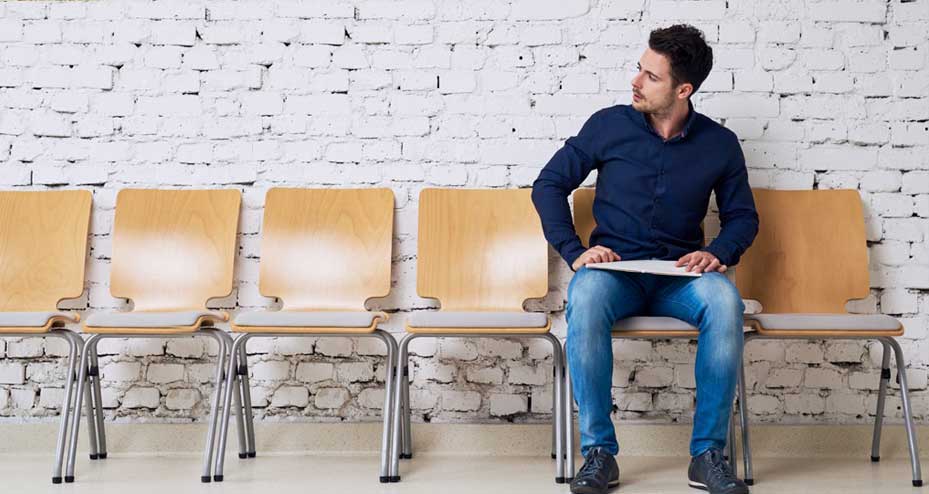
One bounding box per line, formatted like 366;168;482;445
1;453;923;494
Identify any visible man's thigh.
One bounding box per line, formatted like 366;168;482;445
567;267;649;320
645;272;744;326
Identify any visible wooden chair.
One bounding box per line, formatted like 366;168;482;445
736;188;923;487
565;187;747;481
210;187;398;483
65;189;242;483
390;188;566;482
0;190;92;484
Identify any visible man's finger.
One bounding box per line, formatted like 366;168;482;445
706;259;720;272
719;264;728;273
676;253;692;267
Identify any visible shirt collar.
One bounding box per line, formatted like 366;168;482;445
636;100;697;142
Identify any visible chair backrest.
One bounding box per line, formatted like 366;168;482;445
110;189;241;312
572;188;704;247
417;188;548;311
734;188;870;314
573;188;597;248
0;190;92;311
259;188;394;311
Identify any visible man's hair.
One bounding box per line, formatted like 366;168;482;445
648;24;713;95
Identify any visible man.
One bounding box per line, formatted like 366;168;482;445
531;25;758;494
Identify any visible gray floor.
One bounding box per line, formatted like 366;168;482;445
1;453;923;494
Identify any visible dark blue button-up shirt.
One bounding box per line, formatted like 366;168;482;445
531;103;759;269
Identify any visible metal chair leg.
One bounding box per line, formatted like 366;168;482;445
373;330;398;483
728;401;738;477
737;354;753;485
199;328;229;483
214;333;247;481
564;339;575;483
88;340;107;459
390;333;416;482
884;337;923;487
51;330;80;484
871;340;891;462
400;358;412;459
542;333;564;484
237;339;256;458
65;333;100;482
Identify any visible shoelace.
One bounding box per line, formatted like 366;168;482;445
706;452;735;484
578;449;607;478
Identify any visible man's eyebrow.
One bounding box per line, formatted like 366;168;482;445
637;63;660;79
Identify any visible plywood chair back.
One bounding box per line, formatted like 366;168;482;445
110;189;241;312
734;188;869;314
417;188;548;311
0;190;92;312
259;188;394;311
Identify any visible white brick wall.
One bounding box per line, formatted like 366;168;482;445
0;0;927;427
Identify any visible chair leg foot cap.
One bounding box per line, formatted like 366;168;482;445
98;453;107;459
52;477;62;484
238;453;248;459
379;476;390;483
914;480;923;487
389;476;400;483
200;476;211;483
400;453;412;459
89;454;98;460
871;456;880;462
745;479;754;486
247;452;256;458
556;477;565;484
213;475;223;482
65;476;74;483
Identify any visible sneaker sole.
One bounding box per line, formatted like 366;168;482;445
688;480;708;491
570;479;620;494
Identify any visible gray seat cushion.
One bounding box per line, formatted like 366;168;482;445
612;317;698;332
85;310;226;328
747;313;901;331
0;311;78;328
235;311;380;328
408;311;549;328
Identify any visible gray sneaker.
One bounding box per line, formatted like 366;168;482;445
570;447;619;494
687;448;749;494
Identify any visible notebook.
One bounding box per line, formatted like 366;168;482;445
586;260;702;277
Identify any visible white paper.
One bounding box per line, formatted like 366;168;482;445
586;260;702;277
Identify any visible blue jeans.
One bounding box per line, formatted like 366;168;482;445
566;266;745;457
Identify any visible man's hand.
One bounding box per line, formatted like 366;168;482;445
675;251;727;273
572;246;621;271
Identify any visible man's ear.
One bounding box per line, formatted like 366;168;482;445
676;82;693;100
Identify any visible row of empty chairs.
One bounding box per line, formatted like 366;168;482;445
0;187;921;487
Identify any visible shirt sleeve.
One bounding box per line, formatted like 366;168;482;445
702;136;759;267
531;110;606;269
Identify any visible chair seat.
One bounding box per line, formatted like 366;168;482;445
407;311;550;334
233;311;385;333
84;310;227;333
0;311;80;332
747;313;902;332
612;316;698;332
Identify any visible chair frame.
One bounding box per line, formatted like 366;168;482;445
0;189;95;484
735;188;923;487
64;188;242;483
390;188;567;483
211;188;399;482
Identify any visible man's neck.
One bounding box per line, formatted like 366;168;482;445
646;100;690;141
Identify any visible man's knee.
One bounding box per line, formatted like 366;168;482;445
693;272;745;321
567;268;615;321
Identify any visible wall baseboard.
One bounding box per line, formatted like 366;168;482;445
0;421;926;458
